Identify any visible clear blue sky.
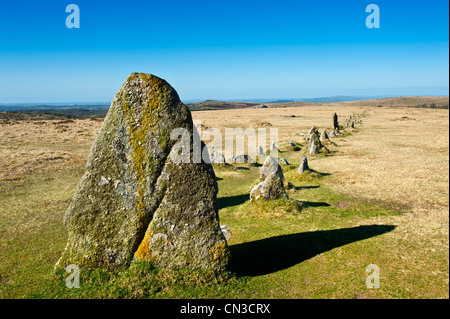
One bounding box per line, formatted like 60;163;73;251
0;0;448;103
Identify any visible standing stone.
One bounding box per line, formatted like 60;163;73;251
232;154;253;164
298;155;309;174
280;158;289;165
55;73;229;271
270;141;277;151
320;129;329;141
309;131;322;154
308;125;318;135
333;113;339;131
209;149;226;164
260;156;284;180
257;145;265;157
309;140;319;154
250;172;287;201
329;130;337;138
211;149;225;164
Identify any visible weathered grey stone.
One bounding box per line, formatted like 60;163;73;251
250;172;287;201
257;145;265;156
309;140;319;154
270;141;277;151
260;156;284;180
220;225;231;241
329;130;337;137
55;73;229;271
209;149;226;164
298;155;309;174
308;125;318;135
280;158;289;165
232;154;253;164
320;129;329;141
309;131;322;154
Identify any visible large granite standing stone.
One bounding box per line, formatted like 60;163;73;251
56;73;229;271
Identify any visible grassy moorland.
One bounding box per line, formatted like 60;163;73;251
0;101;448;299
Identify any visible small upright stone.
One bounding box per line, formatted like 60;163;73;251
298;155;309;174
270;141;277;151
250;172;287;201
232;154;253;164
280;158;289;165
320;129;329;141
333;113;339;131
209;149;226;164
308;125;318;135
309;131;322;154
309;140;319;154
260;156;284;180
257;145;265;157
329;130;337;138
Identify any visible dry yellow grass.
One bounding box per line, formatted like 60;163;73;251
0;119;101;181
192;104;449;239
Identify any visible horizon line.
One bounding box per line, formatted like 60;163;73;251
1;94;449;106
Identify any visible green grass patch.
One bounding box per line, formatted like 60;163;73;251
32;262;251;299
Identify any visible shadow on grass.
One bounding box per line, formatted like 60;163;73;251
229;224;396;277
235;167;250;170
218;194;249;209
301;200;331;208
293;185;320;191
308;169;331;177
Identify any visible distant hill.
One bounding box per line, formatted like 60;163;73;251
0;96;447;120
295;96;380;103
186;100;259;111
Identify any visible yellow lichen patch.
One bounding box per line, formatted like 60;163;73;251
134;228;153;261
209;241;228;263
